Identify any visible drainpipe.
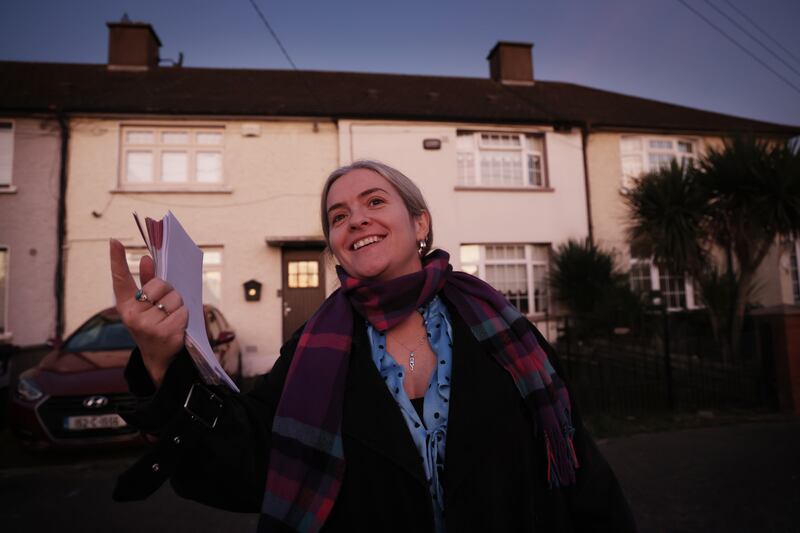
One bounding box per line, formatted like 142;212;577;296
580;124;594;245
55;113;69;340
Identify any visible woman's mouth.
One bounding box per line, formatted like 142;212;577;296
352;235;384;250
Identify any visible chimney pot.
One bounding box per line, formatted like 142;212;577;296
107;21;162;70
487;41;534;85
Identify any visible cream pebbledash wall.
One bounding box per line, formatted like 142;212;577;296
338;120;590;339
753;240;798;307
583;132;629;258
64;117;337;374
585;131;794;307
0;118;61;346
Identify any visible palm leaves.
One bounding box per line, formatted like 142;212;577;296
625;159;708;275
624;135;800;360
550;238;621;314
550;238;641;339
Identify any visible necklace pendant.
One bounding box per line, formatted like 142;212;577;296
409;352;415;372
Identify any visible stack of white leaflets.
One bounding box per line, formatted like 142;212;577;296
133;211;239;392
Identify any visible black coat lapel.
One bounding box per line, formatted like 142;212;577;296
341;323;428;487
443;300;522;497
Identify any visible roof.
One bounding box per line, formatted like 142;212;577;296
1;60;797;136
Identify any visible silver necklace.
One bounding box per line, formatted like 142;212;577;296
392;332;427;372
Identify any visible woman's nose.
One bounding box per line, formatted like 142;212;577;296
349;210;370;229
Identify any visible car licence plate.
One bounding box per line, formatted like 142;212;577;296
65;414;128;431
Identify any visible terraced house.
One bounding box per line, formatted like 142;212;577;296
1;20;796;374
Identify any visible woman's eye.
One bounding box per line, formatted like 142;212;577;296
331;213;345;224
368;197;385;207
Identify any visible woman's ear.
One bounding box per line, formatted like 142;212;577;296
414;211;431;242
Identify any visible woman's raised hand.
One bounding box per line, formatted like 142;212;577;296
109;239;189;387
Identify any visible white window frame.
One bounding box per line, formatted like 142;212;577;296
119;125;226;190
460;243;551;316
620;135;699;189
630;257;700;311
0;245;10;339
457;131;548;189
0;120;15;191
126;246;224;307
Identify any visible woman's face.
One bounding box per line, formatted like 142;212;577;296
326;168;429;282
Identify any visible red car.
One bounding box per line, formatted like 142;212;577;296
9;305;240;450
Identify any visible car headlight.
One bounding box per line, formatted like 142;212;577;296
16;377;44;402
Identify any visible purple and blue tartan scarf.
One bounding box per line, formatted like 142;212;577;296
259;249;578;532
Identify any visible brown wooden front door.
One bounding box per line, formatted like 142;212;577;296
281;248;326;342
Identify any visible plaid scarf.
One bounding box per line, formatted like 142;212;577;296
259;249;578;532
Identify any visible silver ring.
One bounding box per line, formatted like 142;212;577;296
155;302;170;316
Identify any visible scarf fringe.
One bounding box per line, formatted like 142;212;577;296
544;425;580;488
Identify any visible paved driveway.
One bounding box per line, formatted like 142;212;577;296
1;417;798;532
599;418;800;532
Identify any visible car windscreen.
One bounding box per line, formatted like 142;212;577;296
63;315;137;352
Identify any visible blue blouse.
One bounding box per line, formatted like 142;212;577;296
366;295;453;533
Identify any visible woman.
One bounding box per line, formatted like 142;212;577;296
110;160;636;532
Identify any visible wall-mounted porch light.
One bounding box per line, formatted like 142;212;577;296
243;279;263;302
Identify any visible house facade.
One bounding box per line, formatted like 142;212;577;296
64;115;338;374
586;130;798;311
0;117;63;346
2;20;797;373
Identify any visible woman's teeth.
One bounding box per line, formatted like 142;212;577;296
353;235;384;250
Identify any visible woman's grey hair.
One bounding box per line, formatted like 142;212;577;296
320;160;434;254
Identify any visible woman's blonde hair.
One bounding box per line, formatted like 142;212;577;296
320;160;434;254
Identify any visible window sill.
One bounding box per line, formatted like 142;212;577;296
112;186;233;194
0;332;13;342
454;186;554;193
0;185;18;194
526;313;552;321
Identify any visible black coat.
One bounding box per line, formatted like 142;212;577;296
114;300;636;532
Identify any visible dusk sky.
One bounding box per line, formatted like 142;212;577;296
1;0;799;127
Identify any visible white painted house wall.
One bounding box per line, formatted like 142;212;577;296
340;120;590;339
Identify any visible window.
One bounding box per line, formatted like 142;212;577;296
457;131;546;188
460;244;550;315
120;126;224;188
629;256;698;310
620;135;698;189
126;247;223;307
287;260;320;288
0;247;7;334
0;122;13;188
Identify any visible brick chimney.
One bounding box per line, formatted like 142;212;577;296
487;41;534;85
107;20;162;70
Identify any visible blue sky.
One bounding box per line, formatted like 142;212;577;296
1;0;799;126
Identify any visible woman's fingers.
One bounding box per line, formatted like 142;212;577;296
143;290;183;320
109;241;186;387
134;286;183;330
139;277;175;306
162;305;189;331
109;239;138;305
139;254;156;286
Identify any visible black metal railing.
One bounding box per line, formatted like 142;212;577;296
552;312;779;414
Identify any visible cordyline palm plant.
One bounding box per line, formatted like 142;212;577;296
549;238;641;340
625;135;800;361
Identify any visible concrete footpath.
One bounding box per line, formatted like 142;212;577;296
599;417;800;533
0;417;798;532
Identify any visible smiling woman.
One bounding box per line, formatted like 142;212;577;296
112;160;636;533
322;163;430;282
